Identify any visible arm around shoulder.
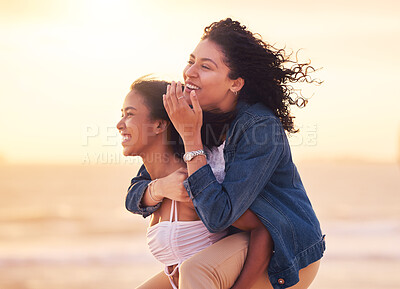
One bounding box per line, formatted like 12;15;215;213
125;164;161;218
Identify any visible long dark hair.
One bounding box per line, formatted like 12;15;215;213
130;78;185;158
202;18;321;133
202;109;237;149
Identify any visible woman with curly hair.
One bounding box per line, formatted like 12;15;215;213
125;18;325;289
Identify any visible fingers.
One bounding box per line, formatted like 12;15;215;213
165;82;189;112
190;90;202;116
163;93;170;116
169;81;180;111
164;84;175;114
164;82;178;117
176;81;186;104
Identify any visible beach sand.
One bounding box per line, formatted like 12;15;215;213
0;162;399;289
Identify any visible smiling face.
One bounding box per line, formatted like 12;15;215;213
116;90;159;157
183;39;242;112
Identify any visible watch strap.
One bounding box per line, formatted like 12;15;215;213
183;149;206;163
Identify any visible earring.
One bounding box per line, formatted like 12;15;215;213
233;91;238;96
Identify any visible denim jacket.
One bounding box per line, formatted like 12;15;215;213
125;100;325;289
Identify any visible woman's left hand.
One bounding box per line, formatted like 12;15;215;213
163;81;203;142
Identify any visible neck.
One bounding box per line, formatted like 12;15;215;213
141;146;184;180
215;93;238;113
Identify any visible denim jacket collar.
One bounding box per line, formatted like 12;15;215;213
225;100;251;145
235;99;251;118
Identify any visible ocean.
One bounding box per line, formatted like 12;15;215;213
0;162;399;289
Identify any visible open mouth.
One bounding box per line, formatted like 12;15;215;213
186;83;200;90
120;133;132;145
184;82;201;94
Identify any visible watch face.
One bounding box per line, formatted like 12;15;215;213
184;152;193;162
184;150;204;162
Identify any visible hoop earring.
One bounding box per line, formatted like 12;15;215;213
232;90;238;96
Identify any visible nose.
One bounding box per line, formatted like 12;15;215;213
184;63;198;79
116;117;125;131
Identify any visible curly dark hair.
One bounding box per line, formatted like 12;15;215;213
202;18;321;133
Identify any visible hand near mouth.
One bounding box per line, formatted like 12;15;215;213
163;81;203;143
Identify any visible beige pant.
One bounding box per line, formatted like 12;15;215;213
136;232;320;289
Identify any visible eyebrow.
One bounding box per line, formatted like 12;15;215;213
190;54;218;68
121;106;137;112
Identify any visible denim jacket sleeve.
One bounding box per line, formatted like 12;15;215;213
183;116;285;233
125;164;161;218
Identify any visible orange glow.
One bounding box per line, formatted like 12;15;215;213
0;0;399;164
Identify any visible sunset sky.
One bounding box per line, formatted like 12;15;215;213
0;0;399;164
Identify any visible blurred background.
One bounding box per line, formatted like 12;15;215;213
0;0;399;288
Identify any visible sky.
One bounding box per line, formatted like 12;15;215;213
0;0;399;164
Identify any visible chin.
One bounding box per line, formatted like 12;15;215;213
122;148;135;157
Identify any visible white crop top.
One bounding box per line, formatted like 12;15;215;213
146;200;227;288
146;141;227;289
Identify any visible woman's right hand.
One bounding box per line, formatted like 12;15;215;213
153;167;191;202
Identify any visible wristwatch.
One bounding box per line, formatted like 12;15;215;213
183;149;206;163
